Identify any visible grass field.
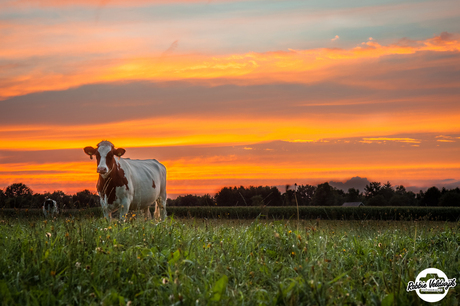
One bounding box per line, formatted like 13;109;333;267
0;215;459;305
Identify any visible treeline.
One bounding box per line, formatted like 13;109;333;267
1;181;460;209
0;183;99;209
167;182;460;207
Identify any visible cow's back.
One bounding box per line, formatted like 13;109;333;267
119;158;166;210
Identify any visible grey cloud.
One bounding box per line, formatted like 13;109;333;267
329;176;371;192
2;73;460;127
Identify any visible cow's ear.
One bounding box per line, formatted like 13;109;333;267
84;146;97;159
114;148;126;158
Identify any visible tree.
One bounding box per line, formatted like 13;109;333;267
380;181;395;202
364;182;382;198
5;183;33;198
438;191;460;207
366;195;387;206
215;187;240;206
345;188;361;202
73;190;99;208
0;189;5;207
296;184;316;206
251;195;264;206
389;194;405;206
312;182;336;206
395;185;406;195
423;187;442;206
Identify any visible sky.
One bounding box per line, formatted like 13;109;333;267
1;0;460;198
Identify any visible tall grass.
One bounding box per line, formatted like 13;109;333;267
0;216;459;305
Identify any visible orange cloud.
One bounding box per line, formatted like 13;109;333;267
2;148;460;195
2;107;460;151
1;32;459;100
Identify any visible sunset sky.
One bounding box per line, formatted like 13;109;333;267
1;0;460;198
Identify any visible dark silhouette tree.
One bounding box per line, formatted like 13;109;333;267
296;184;316;206
5;183;33;198
345;188;361;202
423;186;442;206
438;190;460;207
312;182;336;206
364;182;382;198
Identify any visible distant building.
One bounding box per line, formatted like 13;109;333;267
342;202;364;207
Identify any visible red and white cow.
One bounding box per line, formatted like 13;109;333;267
83;141;167;221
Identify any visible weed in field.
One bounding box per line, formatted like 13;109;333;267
0;217;459;305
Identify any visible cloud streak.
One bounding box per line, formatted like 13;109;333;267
1;134;459;196
1;32;459;100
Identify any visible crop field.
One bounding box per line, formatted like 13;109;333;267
0;215;459;305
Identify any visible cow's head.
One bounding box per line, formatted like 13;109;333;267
84;141;126;176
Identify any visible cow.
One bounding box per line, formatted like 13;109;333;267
43;198;58;218
83;140;167;221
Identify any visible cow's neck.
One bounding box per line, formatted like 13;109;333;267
98;159;118;193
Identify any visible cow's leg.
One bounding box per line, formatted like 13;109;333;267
160;183;167;221
154;198;161;221
119;199;130;221
143;206;152;220
160;197;167;221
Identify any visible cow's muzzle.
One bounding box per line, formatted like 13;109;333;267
97;167;108;174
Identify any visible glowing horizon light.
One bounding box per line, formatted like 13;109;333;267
1;0;460;196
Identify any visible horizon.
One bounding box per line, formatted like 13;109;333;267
1;0;460;198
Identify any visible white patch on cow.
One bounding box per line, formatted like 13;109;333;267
43;199;58;218
115;184;131;219
97;143;113;177
99;193;111;219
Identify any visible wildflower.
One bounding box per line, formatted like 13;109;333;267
291;251;296;256
288;230;292;234
75;262;81;269
274;232;280;238
46;232;52;238
50;271;56;277
162;278;169;284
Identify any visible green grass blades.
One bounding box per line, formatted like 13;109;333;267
0;217;459;305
